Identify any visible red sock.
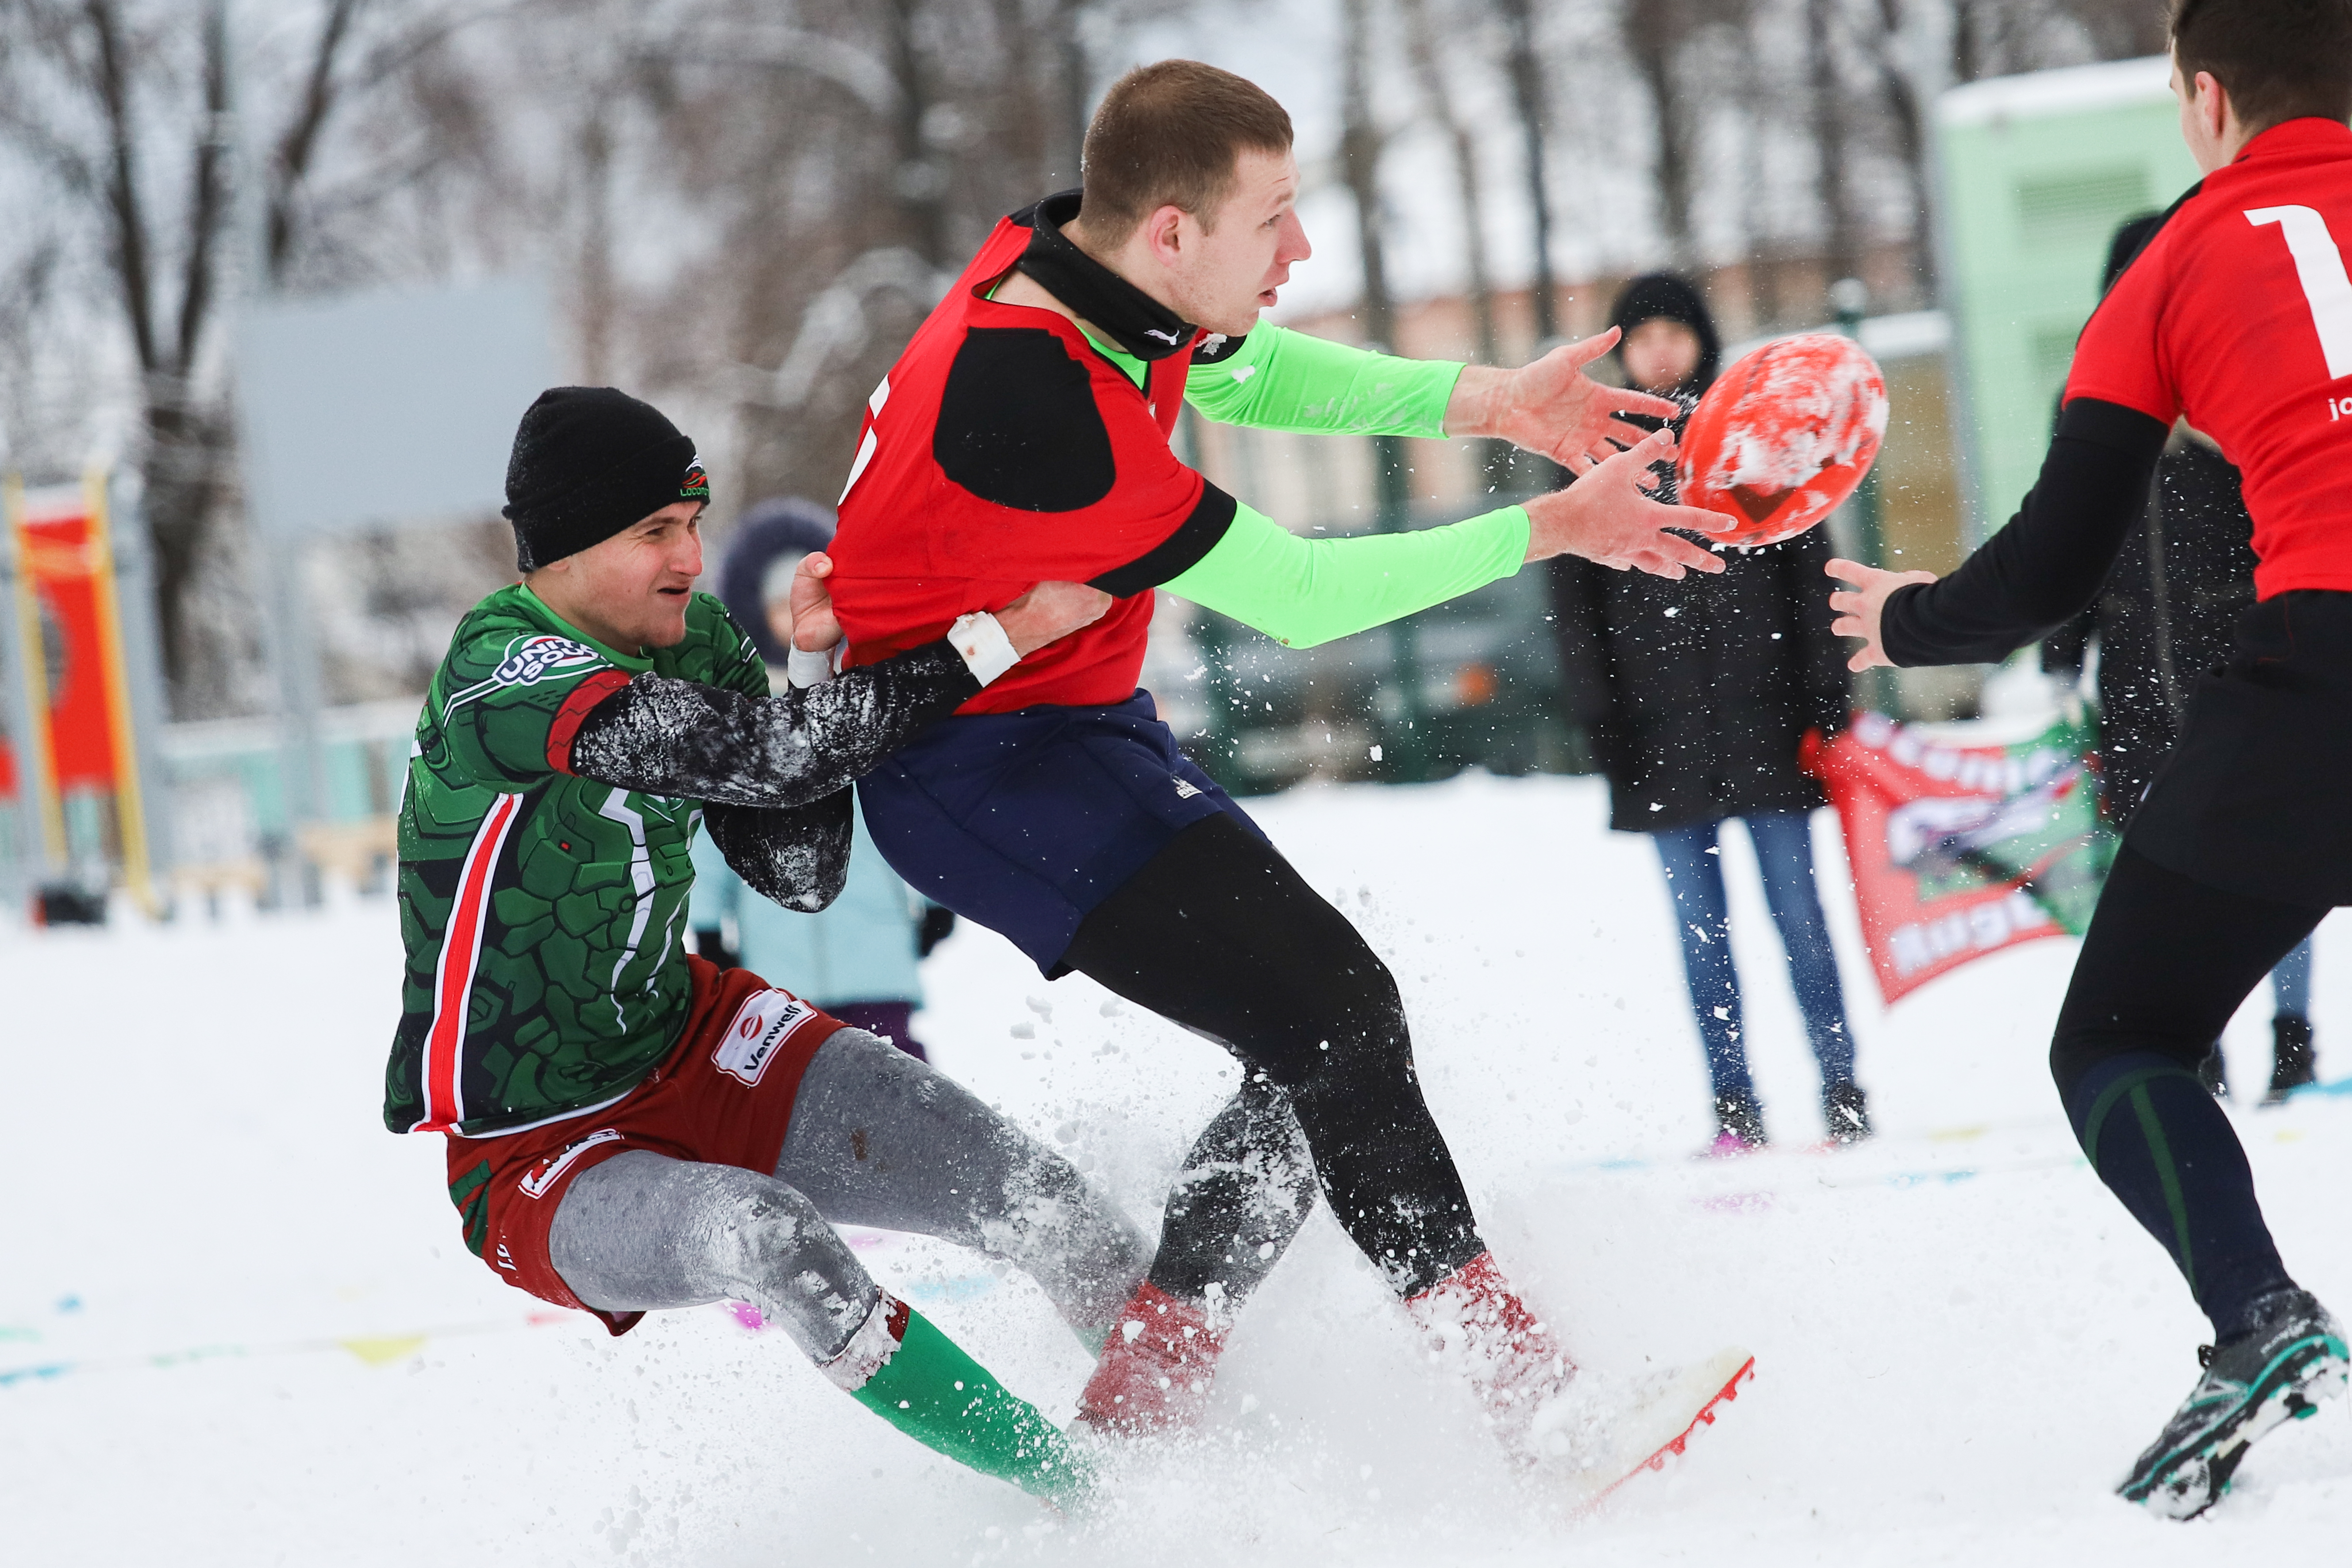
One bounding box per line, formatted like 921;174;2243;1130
1405;1251;1575;1425
1074;1280;1228;1434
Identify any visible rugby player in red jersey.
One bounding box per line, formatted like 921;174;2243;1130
1830;0;2352;1517
820;58;1746;1463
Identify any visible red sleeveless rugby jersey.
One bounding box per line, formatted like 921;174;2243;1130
827;209;1231;713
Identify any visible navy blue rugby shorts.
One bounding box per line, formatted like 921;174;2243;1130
856;690;1265;972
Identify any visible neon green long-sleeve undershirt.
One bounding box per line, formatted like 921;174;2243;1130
1082;322;1505;647
1183;324;1464;436
1163;501;1529;650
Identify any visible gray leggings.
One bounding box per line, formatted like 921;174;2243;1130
547;1028;1150;1364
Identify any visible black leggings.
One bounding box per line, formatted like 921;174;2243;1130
2049;843;2321;1333
2051;844;2326;1097
1062;814;1485;1301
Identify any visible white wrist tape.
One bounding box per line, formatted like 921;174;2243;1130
786;640;840;690
948;611;1020;687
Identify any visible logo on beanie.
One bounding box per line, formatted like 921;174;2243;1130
678;455;710;502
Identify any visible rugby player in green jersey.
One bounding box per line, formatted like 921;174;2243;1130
386;385;1143;1502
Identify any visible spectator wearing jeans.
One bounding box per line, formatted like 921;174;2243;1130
1548;274;1867;1152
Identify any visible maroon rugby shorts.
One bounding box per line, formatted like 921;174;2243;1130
442;956;842;1333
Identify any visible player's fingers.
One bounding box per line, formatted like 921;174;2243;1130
1606;385;1684;422
1601;425;1675;470
1602;416;1663;447
1657;501;1740;536
1832;614;1867;638
1648;531;1726;574
1824;556;1872;589
1558;327;1621;369
1563;451;1599;476
799;551;834;579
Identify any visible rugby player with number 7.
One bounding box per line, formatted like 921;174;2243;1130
1828;0;2352;1518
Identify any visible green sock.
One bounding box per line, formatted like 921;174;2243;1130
839;1298;1093;1503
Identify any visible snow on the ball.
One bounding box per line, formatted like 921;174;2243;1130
1697;335;1889;495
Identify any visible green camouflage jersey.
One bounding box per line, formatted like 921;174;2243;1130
385;583;766;1137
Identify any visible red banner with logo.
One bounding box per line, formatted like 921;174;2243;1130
1805;709;2114;1004
6;474;152;898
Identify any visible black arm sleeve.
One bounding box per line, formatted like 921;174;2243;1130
1881;399;2167;667
704;794;854;913
567;640;982;808
2039;607;2095;678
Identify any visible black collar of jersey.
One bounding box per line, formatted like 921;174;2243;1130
1010;190;1200;362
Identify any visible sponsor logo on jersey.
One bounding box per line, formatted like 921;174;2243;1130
1173;777;1202;800
518;1126;626;1199
713;989;820;1086
494;1242;518;1273
490;635;606;689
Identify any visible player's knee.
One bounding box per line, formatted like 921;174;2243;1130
713;1175;870;1337
994;1146;1151;1279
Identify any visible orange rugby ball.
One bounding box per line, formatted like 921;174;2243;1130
1675;333;1889;548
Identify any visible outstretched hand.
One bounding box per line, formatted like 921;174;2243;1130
1826;557;1937;672
1447;327;1686;469
789;551;842;651
1522;426;1739;577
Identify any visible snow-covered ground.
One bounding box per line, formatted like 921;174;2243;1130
5;772;2348;1566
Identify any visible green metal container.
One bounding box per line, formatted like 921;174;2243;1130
1937;56;2201;534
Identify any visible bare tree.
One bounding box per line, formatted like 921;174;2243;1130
1402;0;1500;367
1492;0;1558;342
0;0;446;713
1401;0;1516;492
1805;0;1863;287
1620;0;1706;267
1339;0;1398;356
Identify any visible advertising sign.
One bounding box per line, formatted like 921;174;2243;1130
1806;709;2113;1004
4;472;155;907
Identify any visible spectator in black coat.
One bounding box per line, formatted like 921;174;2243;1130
1548;273;1867;1152
2040;215;2319;1105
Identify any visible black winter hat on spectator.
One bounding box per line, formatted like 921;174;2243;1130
502;386;708;571
1609;272;1722;394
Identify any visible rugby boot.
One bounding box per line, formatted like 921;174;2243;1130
1073;1281;1226;1435
1405;1251;1577;1454
2117;1287;2348;1519
1821;1079;1873;1145
2261;1015;2317;1107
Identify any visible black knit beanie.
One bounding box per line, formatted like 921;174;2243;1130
503;386;708;571
1609;272;1722;395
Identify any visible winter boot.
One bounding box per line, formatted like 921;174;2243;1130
1704;1088;1767;1156
1821;1079;1873;1145
2262;1015;2318;1107
1073;1281;1227;1435
2117;1287;2348;1520
2195;1042;2229;1099
1404;1250;1577;1452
